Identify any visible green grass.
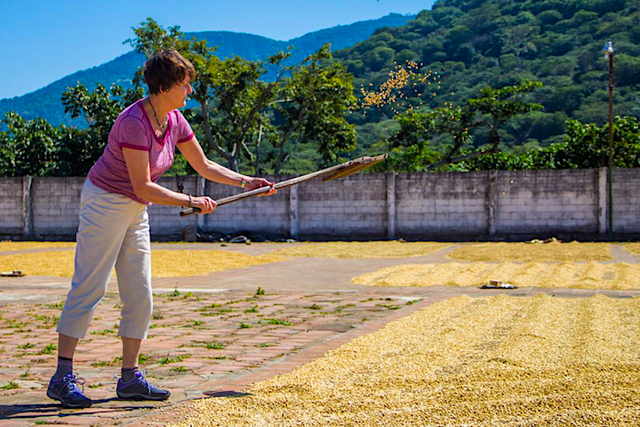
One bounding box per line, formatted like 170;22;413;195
1;380;19;390
92;360;114;367
159;353;191;365
205;342;226;350
6;320;25;329
304;303;323;310
38;343;57;355
255;287;265;296
91;356;123;367
30;314;59;326
255;343;275;348
17;343;35;349
191;340;226;350
45;301;65;310
91;329;115;335
239;323;252;329
261;318;291;326
169;366;188;372
244;306;259;313
376;303;401;310
198;303;221;311
152;312;164;320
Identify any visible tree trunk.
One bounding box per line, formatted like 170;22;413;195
254;120;263;175
228;156;238;172
200;99;231;162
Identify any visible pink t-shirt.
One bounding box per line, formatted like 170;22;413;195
87;99;194;205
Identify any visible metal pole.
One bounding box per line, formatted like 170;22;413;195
608;53;614;240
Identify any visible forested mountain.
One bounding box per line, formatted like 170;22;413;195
336;0;640;153
0;13;415;127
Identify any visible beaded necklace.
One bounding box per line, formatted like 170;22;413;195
148;98;168;129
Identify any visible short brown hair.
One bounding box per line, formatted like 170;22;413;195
143;49;196;95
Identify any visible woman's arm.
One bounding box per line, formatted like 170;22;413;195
122;147;216;213
177;137;275;191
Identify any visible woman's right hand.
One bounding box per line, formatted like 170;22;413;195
191;196;217;214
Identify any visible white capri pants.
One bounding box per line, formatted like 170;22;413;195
57;180;153;340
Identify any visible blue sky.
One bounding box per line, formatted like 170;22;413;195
0;0;434;100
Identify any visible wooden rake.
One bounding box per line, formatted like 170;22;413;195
179;154;388;217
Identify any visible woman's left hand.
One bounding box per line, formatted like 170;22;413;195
247;177;277;196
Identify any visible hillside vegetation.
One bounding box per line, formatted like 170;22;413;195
0;13;415;128
4;2;640;176
337;0;640;153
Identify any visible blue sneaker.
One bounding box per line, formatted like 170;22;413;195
116;371;170;401
46;373;92;409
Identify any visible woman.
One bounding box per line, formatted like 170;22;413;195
46;49;275;408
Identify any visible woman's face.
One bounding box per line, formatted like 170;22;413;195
162;77;193;109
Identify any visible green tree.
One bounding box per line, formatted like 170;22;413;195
60;83;144;175
0;112;59;176
365;46;395;72
557;116;640;168
127;18;356;173
389;81;544;171
272;46;357;172
453;116;640;171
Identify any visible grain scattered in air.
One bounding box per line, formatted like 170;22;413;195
170;295;640;426
448;241;612;262
270;241;450;258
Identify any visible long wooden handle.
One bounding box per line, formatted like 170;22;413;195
179;154;387;217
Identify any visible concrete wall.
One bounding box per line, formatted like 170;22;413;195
396;172;490;237
495;169;600;234
298;173;388;239
32;177;83;236
1;168;638;240
0;178;24;235
612;168;640;233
